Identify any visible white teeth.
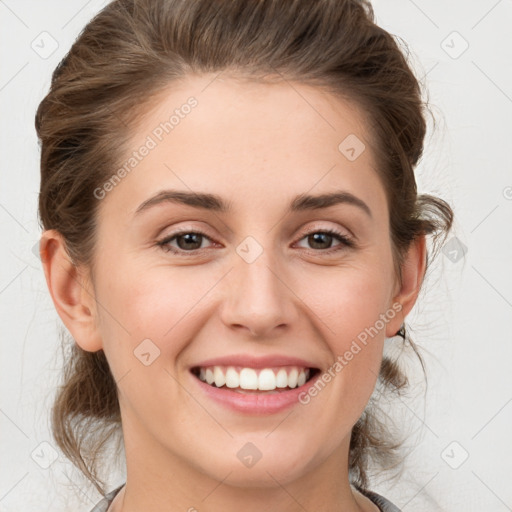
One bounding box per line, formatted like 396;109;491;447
239;368;258;389
275;368;288;388
195;365;312;391
214;366;225;387
205;368;214;385
258;369;276;390
288;368;298;388
225;367;240;388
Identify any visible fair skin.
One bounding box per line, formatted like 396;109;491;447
40;74;426;512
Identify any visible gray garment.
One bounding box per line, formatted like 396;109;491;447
356;486;402;512
89;484;124;512
90;483;402;512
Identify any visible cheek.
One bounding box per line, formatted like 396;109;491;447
93;263;207;426
302;258;394;405
95;259;220;371
310;262;395;345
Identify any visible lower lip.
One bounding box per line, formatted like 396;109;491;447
191;371;321;415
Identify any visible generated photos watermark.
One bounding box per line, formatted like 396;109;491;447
93;96;198;200
298;301;403;405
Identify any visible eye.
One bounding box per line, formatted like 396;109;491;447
295;228;354;253
156;227;354;256
157;230;215;254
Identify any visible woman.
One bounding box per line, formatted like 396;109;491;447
35;0;453;510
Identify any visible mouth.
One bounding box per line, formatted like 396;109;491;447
190;365;321;394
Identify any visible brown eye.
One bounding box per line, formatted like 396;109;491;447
296;229;354;252
175;233;204;250
307;232;335;250
157;231;214;254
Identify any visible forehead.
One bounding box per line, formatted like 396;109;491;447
99;74;387;220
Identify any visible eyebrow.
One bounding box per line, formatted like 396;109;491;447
134;189;372;218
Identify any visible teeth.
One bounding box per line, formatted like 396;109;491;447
214;366;225;387
275;368;288;388
225;367;240;388
258;369;276;390
195;365;311;391
240;368;258;389
288;368;298;388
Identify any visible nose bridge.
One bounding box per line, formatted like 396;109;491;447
220;235;297;337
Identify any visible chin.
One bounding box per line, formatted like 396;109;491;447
197;445;318;489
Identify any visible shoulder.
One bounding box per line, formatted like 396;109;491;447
89;484;125;512
90;483;401;512
355;486;402;512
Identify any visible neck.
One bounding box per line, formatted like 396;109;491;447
110;408;378;512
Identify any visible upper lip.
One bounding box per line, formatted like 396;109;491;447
190;354;320;370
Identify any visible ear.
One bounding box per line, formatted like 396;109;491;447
39;229;103;352
385;234;427;338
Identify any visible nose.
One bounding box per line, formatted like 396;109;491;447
219;246;299;339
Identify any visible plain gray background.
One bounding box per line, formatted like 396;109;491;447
1;0;511;510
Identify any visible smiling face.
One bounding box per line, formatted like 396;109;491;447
59;73;415;494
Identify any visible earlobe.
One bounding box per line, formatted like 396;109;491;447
385;234;427;338
39;229;103;352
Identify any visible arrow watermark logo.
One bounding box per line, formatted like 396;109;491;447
236;236;264;264
442;236;467;263
441;441;469;469
338;134;366;162
441;31;469;59
134;338;161;366
31;31;59;59
236;442;262;468
31;441;59;469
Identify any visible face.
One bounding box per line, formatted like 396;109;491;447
83;74;403;487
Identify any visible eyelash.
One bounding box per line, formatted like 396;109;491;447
156;228;355;256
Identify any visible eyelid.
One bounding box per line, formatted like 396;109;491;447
295;221;353;241
158;222;217;242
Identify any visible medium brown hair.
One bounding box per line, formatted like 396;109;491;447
36;0;453;496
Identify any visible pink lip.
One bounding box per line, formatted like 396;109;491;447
190;368;322;415
190;354;319;370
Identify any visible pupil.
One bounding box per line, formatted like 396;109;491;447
309;233;332;249
178;233;202;250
